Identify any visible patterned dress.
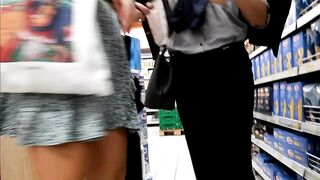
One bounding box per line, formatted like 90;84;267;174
0;0;140;146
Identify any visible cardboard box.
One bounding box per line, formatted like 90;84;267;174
311;18;320;59
285;0;298;28
260;54;266;78
275;170;296;180
280;82;287;117
286;83;295;119
263;51;271;76
273;82;280;116
254;88;258;111
293;82;305;121
270;50;277;74
264;134;275;147
292;31;307;66
254;57;261;79
284;130;319;154
256;153;274;168
264;86;273;114
273;128;287;143
263;163;279;179
277;43;283;73
286;146;308;166
282;38;293;71
258;88;264;112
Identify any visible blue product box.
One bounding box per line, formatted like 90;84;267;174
275;170;296;180
292;31;308;66
293;82;305;121
260;54;266;78
286;146;308;166
285;0;298;28
252;59;256;80
263;50;271;76
284;130;319;154
286;83;295;119
311;18;320;59
277;43;283;73
274;128;287;143
270;50;277;74
280;82;287;117
263;163;279;179
277;141;288;155
257;153;273;168
273;82;280;116
130;38;142;70
282;37;293;71
264;134;274;147
264;86;273;114
255;57;261;79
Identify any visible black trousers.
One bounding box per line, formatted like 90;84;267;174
171;42;255;180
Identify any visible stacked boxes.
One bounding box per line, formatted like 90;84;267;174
292;31;307;66
285;0;298;28
270;50;277;75
277;43;283;73
263;51;271;77
293;82;304;121
273;82;280;116
280;82;287;117
264;86;273;114
286;83;295;119
273;128;320;166
282;37;293;71
260;53;266;78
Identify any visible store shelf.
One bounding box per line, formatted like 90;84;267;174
249;46;267;59
253;112;303;132
254;67;298;85
301;122;320;137
252;160;272;180
297;3;320;28
299;60;320;75
253;112;320;137
281;23;296;39
251;137;306;177
305;168;320;180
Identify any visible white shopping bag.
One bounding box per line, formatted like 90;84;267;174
0;0;113;96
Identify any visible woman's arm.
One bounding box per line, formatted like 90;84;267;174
235;0;269;27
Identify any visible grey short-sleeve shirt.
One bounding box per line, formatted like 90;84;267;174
167;0;248;54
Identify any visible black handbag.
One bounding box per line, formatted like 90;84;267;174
144;46;175;110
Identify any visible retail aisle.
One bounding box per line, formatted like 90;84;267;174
147;127;196;180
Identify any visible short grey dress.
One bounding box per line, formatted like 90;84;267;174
0;0;140;146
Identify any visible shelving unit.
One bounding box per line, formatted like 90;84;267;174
251;137;320;179
253;112;320;137
252;160;272;180
250;3;320;180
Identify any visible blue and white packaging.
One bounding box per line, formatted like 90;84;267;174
280;82;287;117
277;43;283;73
292;31;308;66
255;57;261;79
275;170;296;180
286;83;295;119
263;50;271;76
286;146;308;166
264;134;274;147
274;128;287;143
260;54;266;78
285;0;298;28
293;82;305;121
282;38;293;70
270;50;277;74
311;18;320;59
273;82;280;116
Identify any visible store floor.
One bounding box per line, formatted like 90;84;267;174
147;127;196;180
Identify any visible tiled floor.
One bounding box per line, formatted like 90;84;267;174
147;127;196;180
